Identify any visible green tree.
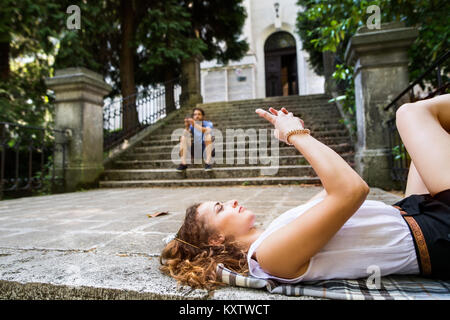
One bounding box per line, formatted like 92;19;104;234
1;1;250;131
136;0;249;113
55;0;249;131
296;0;450;118
0;0;63;126
135;0;206;113
185;0;249;65
297;0;449;78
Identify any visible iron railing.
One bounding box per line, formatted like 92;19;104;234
103;77;183;150
0;122;70;200
385;50;449;184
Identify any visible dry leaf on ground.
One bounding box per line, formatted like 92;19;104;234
146;211;169;218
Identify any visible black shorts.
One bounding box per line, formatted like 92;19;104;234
393;189;450;280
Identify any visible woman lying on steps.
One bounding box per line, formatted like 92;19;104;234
159;94;450;290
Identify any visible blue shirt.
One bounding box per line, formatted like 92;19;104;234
189;120;213;144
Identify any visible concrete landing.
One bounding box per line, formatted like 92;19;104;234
0;186;402;300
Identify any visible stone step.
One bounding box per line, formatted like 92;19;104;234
185;99;335;109
197;94;329;108
173;108;340;122
139;130;350;147
199;93;330;106
162;112;342;127
174;106;339;118
141;124;347;141
172;113;341;125
146;121;348;140
156;118;345;132
185;109;341;120
172;104;340;115
101;95;354;188
99;176;322;187
187;103;337;114
164;123;345;136
121;141;354;160
111;152;355;169
102;165;319;180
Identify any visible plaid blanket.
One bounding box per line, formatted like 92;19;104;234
216;264;450;300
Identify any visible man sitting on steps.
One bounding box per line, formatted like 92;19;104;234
177;107;215;172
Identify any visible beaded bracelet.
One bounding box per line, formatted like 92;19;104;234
285;128;310;145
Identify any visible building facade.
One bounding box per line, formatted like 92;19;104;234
200;0;325;103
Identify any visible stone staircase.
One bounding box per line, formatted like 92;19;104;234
99;94;354;187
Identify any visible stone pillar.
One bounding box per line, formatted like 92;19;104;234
180;55;203;108
45;67;112;191
344;22;418;189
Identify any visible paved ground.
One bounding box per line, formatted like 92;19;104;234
0;186;402;300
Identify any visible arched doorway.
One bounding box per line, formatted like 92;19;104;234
264;31;299;97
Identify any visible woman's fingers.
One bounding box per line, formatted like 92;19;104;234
255;108;276;124
281;107;303;123
269;107;278;115
256;107;302;127
272;107;290;115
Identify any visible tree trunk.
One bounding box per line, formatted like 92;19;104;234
164;69;176;114
0;37;10;81
322;51;337;94
119;0;139;135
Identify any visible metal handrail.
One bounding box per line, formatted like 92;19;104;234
103;76;184;110
0;122;69;200
384;50;449;185
384;50;450;111
103;76;184;151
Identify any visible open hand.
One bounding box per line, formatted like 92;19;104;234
255;107;305;144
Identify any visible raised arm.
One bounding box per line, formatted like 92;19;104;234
254;107;369;279
186;118;213;134
306;188;327;203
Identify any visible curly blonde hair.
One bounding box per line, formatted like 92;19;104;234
159;203;249;290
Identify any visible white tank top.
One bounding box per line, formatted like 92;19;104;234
247;197;420;283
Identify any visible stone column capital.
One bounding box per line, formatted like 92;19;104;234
45;67;112;106
345;22;419;68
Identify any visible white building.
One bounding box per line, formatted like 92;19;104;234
200;0;325;103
